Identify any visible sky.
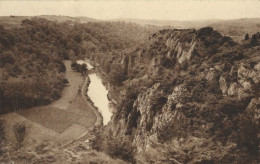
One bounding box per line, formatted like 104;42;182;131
0;0;260;21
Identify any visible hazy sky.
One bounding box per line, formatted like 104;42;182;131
0;0;260;20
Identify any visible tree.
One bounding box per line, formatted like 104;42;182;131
250;34;258;46
109;64;126;89
13;123;26;146
81;63;87;75
21;19;33;26
244;33;249;40
0;51;15;67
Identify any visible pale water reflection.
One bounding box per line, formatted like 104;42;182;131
77;60;112;125
88;73;112;125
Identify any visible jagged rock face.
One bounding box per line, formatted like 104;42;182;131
133;84;188;149
238;64;260;84
219;76;229;94
149;29;198;64
103;28;260;163
164;30;197;64
219;62;260;98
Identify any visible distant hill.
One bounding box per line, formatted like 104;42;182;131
1;15;259;42
0;15;98;29
208;18;260;41
0;16;31;29
113;18;260;42
39;15;98;23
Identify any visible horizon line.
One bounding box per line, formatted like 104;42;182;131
1;15;260;22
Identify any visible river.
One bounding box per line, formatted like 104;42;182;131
77;60;113;125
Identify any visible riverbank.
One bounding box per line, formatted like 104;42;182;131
0;60;127;163
82;75;103;127
91;62;121;111
78;59;113;125
0;61;99;146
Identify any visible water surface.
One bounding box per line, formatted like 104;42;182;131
77;60;112;125
88;73;112;125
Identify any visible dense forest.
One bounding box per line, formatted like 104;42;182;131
0;18;157;113
0;19;69;113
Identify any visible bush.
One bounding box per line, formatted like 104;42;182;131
0;119;4;156
103;137;136;163
13;123;26;145
0;119;5;141
92;129;136;163
109;64;127;89
117;87;139;117
63;78;69;85
236;114;259;155
71;62;81;71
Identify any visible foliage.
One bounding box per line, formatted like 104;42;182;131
71;62;87;75
0;119;4;156
1;18;153;113
244;33;249;40
91;128;136;163
102;136;136;163
0;19;75;113
235;114;259;155
108;64;126;89
13;123;26;145
0;119;4;141
250;33;260;46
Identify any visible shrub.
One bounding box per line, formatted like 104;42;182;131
71;62;81;71
103;137;136;163
13;123;26;145
118;87;139;117
0;119;5;141
0;120;4;156
197;27;214;38
0;51;15;67
235;114;259;156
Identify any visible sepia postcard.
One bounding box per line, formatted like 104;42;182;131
0;0;259;163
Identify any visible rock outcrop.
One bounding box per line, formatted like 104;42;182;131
94;27;260;163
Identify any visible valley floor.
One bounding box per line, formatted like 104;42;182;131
0;61;117;163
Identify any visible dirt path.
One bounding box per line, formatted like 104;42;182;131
51;61;84;110
0;60;119;164
0;60;99;146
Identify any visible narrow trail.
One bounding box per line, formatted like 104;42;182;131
62;71;103;147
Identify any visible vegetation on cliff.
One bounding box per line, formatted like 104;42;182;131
93;27;260;163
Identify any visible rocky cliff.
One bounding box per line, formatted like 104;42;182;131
95;27;260;163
